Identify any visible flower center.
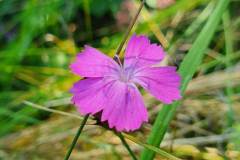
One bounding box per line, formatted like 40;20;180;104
118;68;133;83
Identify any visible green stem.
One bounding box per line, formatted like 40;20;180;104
83;0;92;39
114;0;145;57
116;132;138;160
64;114;89;160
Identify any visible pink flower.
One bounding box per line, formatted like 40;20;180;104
70;34;181;132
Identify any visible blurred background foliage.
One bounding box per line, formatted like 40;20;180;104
0;0;240;159
0;0;123;136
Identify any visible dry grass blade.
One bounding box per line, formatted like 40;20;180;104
123;133;182;160
23;101;83;120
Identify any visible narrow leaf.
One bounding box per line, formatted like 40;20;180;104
140;0;230;160
123;133;182;160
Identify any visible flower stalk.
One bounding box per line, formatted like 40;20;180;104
64;114;89;160
116;132;138;160
114;0;145;57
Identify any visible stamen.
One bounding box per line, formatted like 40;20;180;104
113;54;123;67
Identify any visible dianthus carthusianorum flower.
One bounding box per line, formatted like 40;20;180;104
70;34;181;132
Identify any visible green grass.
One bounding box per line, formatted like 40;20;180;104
222;10;235;127
140;0;230;159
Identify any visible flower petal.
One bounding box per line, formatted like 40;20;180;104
124;34;165;69
71;77;148;131
71;78;112;115
70;45;119;77
133;66;181;104
101;81;148;132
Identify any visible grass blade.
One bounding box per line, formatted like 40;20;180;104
23;101;83;120
222;10;235;127
140;0;230;160
123;133;182;160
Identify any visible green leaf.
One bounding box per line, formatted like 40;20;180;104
140;0;230;160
